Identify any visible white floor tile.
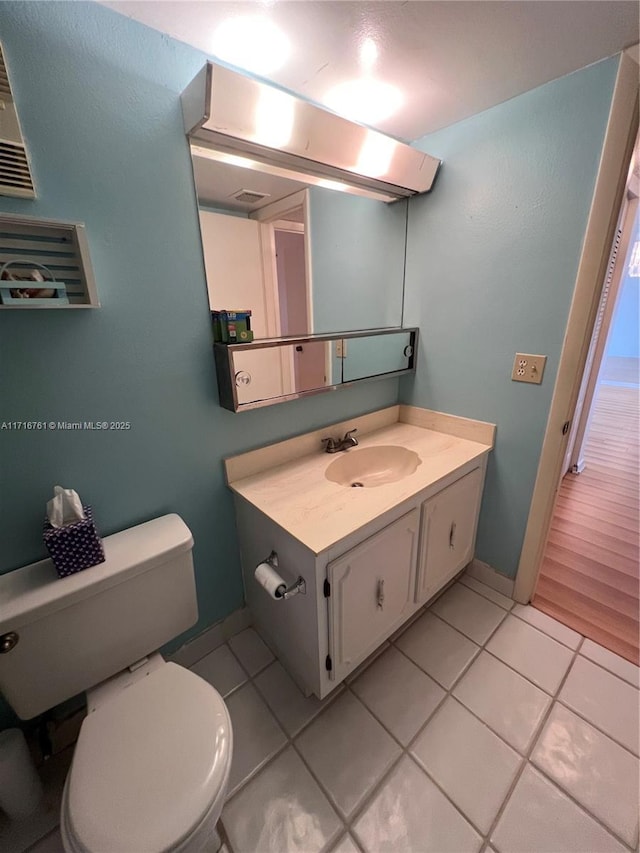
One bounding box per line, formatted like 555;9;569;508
453;651;551;753
579;639;639;688
225;683;287;795
228;627;274;676
458;576;514;610
430;583;507;644
222;747;342;853
511;604;581;649
492;766;627;853
411;697;521;834
295;692;401;818
190;644;247;697
486;616;574;694
352;755;481;853
330;834;361;853
559;655;639;755
532;704;639;848
254;661;340;737
345;642;390;684
351;646;445;746
395;612;480;689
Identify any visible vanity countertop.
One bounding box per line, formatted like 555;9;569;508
226;408;495;555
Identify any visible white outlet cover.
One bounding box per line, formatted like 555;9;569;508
512;353;547;384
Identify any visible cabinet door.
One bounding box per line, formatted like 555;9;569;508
416;467;483;604
327;509;419;683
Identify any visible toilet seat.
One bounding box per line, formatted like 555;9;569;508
61;662;232;853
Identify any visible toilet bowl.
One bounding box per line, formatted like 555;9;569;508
60;660;232;853
0;514;233;853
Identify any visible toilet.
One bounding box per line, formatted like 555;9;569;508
0;514;233;852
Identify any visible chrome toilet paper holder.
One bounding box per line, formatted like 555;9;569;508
264;551;306;600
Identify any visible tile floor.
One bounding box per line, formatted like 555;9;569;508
11;572;640;853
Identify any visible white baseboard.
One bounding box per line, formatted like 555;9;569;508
170;606;252;669
466;559;515;597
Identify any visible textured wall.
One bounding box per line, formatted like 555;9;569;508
0;1;399;643
401;57;620;578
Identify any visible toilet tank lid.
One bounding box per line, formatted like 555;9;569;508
0;514;193;632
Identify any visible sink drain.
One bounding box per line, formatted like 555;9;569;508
351;481;364;488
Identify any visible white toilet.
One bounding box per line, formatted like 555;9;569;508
0;514;233;852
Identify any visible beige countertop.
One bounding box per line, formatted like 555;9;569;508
226;409;494;555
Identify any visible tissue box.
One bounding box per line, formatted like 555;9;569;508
43;505;105;578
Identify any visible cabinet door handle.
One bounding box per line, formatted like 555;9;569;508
449;521;456;549
376;578;385;610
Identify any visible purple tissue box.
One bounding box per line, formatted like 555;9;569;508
43;505;105;578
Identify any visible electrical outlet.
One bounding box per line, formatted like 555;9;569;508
335;340;347;358
512;353;547;384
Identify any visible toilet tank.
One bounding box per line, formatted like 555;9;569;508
0;514;198;719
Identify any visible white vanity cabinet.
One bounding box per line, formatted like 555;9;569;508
232;454;488;700
326;508;419;683
415;466;484;605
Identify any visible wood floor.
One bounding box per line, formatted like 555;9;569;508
533;381;640;664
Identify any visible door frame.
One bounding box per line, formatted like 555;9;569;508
514;50;639;604
563;193;638;475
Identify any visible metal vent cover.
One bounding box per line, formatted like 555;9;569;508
0;42;35;198
230;188;271;204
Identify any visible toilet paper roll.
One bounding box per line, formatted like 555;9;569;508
254;562;287;599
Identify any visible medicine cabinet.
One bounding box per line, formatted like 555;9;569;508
214;328;418;412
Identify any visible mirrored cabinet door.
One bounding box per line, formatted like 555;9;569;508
214;329;418;412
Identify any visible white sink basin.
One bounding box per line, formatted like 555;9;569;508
325;445;422;488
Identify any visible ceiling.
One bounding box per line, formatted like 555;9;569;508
103;1;638;141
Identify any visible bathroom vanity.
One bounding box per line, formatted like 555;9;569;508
225;406;495;698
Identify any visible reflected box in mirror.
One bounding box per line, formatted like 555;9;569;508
212;309;254;344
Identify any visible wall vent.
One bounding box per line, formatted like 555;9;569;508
230;189;271;205
0;42;35;198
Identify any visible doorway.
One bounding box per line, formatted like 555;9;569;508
532;179;639;663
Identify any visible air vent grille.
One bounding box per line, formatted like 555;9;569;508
230;189;271;204
0;41;35;198
0;141;34;196
0;45;11;99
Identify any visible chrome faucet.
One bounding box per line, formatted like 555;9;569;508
321;428;358;453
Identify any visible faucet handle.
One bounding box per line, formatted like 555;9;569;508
344;428;358;441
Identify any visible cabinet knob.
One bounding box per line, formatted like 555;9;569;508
376;578;385;610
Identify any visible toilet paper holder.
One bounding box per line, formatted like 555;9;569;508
263;551;306;600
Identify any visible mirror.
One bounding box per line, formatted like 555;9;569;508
191;148;409;339
182;60;430;412
214;329;418;412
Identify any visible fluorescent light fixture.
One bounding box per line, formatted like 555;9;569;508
182;63;441;202
324;78;404;125
191;143;395;203
211;16;290;75
254;88;294;149
356;132;396;178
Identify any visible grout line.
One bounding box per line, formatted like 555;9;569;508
574;647;640;690
552;696;640;759
480;637;586;848
219;596;637;853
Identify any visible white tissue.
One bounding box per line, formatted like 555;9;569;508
46;485;85;528
254;562;286;599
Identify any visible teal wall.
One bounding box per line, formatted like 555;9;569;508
308;189;407;332
0;1;399;645
401;57;620;578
